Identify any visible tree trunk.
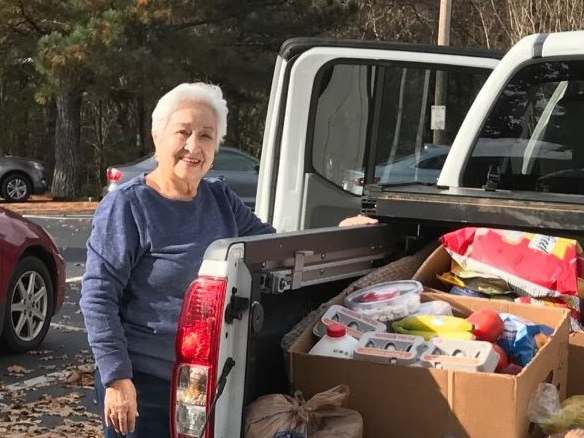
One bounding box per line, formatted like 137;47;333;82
137;94;153;154
43;100;57;187
51;76;83;199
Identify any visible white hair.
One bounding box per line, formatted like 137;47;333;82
151;82;228;151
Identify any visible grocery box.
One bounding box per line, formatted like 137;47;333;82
288;292;569;438
411;244;452;291
412;244;584;397
568;332;584;396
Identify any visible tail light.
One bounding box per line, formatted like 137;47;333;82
171;276;227;438
106;167;123;182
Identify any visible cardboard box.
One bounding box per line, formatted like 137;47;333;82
288;292;569;438
568;331;584;396
411;244;452;291
412;244;584;398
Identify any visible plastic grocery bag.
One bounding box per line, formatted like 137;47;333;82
528;383;584;434
244;384;363;438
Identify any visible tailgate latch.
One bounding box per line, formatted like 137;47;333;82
225;287;250;323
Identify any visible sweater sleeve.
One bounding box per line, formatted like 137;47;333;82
80;192;142;386
225;185;276;236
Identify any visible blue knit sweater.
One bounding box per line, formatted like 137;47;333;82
80;174;275;386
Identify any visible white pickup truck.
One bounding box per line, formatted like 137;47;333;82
170;30;584;438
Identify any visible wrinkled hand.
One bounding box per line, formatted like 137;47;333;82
338;214;379;227
104;378;139;435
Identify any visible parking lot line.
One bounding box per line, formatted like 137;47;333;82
50;322;87;333
5;370;69;391
22;214;93;220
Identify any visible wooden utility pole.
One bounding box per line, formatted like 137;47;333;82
438;0;452;46
434;0;452;145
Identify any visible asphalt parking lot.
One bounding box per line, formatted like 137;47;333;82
0;206;101;438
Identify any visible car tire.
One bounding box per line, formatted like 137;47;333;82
0;257;55;353
1;173;32;202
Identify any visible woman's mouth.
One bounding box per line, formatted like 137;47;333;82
181;156;202;166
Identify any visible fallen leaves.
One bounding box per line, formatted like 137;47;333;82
1;357;100;437
0;390;102;438
63;364;94;387
6;365;30;376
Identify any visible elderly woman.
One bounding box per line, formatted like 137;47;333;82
81;83;278;438
81;82;377;438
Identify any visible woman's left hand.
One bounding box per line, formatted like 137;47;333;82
338;214;379;227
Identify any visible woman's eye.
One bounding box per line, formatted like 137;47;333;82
177;130;190;136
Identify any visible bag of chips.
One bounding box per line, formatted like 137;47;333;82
440;227;584;298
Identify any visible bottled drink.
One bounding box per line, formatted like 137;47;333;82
308;323;358;359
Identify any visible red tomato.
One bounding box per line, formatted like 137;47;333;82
491;343;510;372
466;309;505;342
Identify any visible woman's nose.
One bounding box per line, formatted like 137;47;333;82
184;134;200;152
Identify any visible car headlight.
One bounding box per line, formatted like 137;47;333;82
32;161;45;171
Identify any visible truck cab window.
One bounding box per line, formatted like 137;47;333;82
463;60;584;195
310;62;490;195
311;63;372;195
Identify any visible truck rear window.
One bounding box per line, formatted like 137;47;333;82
309;62;491;195
463;60;584;195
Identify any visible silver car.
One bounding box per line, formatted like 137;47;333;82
102;146;260;209
0;156;48;202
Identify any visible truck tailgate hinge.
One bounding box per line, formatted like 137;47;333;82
292;250;313;289
260;249;314;294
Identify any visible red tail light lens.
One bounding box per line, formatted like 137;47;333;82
106;167;123;182
171;276;227;438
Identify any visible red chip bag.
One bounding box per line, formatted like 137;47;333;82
440;227;584;298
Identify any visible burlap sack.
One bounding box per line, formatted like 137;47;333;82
244;384;363;438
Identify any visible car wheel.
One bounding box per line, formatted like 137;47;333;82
1;173;32;202
0;257;55;353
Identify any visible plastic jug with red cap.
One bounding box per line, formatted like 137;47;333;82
308;323;359;359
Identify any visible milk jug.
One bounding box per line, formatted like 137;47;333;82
308;323;358;359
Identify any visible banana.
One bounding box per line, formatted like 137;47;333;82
393;315;473;333
393;325;475;341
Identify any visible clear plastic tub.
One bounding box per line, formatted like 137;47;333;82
344;280;424;322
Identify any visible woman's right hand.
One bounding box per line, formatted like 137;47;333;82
338;214;379;227
104;378;139;435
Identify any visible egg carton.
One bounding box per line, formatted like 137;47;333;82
353;332;427;366
315;304;386;339
418;338;500;373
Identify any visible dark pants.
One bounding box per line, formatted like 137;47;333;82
94;369;171;438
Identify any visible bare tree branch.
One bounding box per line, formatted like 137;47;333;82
17;0;49;36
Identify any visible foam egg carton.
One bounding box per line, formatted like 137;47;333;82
418;338;500;373
353;332;426;366
317;304;386;339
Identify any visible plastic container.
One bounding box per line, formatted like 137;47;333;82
308;323;359;359
410;300;453;317
344;280;424;322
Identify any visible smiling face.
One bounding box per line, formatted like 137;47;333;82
152;101;218;187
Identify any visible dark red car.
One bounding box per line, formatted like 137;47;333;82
0;207;65;353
